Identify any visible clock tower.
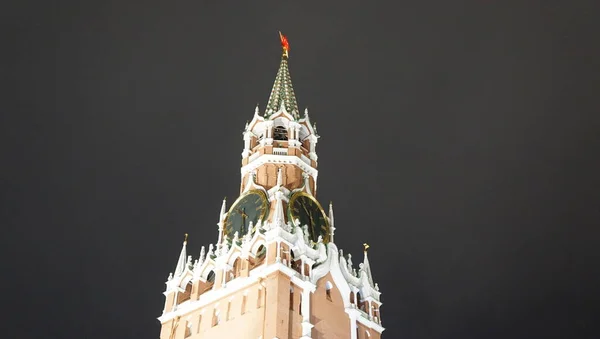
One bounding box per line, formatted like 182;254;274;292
158;34;385;339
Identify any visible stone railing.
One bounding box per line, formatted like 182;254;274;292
273;148;288;156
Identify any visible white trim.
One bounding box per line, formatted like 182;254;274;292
159;260;317;322
346;308;385;334
158;275;260;323
311;243;352;308
241;154;318;179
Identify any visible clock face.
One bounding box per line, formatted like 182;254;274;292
224;190;269;239
288;192;330;243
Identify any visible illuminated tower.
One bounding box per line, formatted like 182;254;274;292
158;33;385;339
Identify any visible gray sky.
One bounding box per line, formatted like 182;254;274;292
3;0;599;338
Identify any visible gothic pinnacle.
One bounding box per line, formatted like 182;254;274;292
219;198;227;220
174;235;188;277
329;202;335;243
199;246;206;264
276;167;283;187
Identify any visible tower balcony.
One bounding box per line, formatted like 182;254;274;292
273;147;288;156
245;141;315;168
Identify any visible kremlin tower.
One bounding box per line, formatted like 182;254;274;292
157;33;384;339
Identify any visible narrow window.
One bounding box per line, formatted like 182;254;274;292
289;286;294;310
212;310;220;327
257;288;263;308
184;321;192;337
241;295;247;315
226;301;231;321
197;315;202;333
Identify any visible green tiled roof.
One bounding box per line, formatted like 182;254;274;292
265;55;299;119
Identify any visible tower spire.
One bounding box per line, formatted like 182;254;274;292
265;32;299;118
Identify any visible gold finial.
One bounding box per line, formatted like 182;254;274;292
184;233;188;243
363;243;370;252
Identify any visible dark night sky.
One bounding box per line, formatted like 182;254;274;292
3;1;600;338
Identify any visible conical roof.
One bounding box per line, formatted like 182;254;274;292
265;35;299;118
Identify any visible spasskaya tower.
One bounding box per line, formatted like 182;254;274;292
158;33;384;339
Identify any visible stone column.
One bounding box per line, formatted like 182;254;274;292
349;312;358;339
300;287;313;338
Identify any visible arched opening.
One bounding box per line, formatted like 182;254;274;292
233;258;242;278
289;286;294;310
373;305;380;323
290;250;301;273
350;291;355;304
255;245;266;266
200;270;216;294
357;292;365;311
207;270;216;283
273;125;288;140
325;281;333;302
178;281;193;304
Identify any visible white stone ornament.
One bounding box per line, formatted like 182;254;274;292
199;246;206;264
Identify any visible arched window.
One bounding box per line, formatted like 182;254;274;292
207;270;216;283
178;281;193;303
289;286;294;310
325;281;333;301
233;258;242;277
255;245;266;266
273;125;288;140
